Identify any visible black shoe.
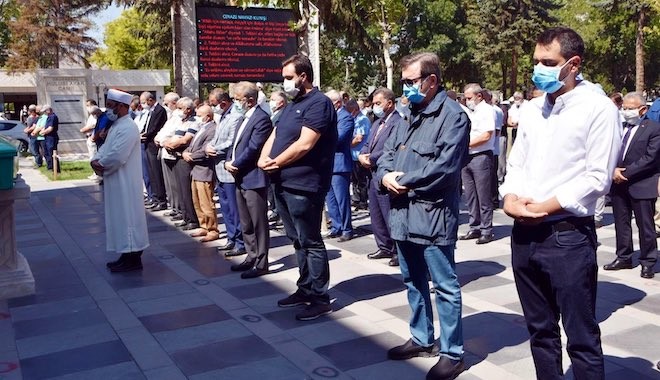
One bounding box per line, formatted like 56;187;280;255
476;234;494;245
322;230;340;239
295;303;332;321
145;202;157;209
230;258;256;272
171;215;184;221
426;356;465;380
225;247;247;257
181;223;199;231
110;253;143;273
277;291;311;308
337;233;354;242
458;230;480;240
217;242;236;251
164;211;179;217
388;256;399;267
641;265;655;279
241;268;269;279
367;250;393;260
594;220;604;229
150;203;167;211
174;221;188;227
387;339;439;360
603;258;633;271
106;253;131;268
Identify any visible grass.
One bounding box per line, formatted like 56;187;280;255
37;160;94;181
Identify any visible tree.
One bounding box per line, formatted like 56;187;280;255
91;7;171;69
6;0;104;70
0;0;19;67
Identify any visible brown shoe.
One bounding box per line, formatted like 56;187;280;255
200;234;219;242
190;230;207;238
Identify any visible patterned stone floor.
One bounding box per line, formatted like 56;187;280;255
1;157;659;379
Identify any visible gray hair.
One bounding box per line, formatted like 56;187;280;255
163;92;180;104
622;92;646;106
176;97;194;110
325;89;342;104
463;83;482;95
140;91;156;101
270;90;287;104
233;81;259;101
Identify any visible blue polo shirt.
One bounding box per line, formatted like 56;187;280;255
270;87;338;193
351;112;371;161
45;113;59;137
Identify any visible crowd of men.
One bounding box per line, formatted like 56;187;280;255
70;26;660;380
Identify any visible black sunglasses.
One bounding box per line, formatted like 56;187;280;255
400;75;428;86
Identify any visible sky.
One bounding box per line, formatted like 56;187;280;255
88;4;124;46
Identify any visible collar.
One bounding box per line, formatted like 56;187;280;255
411;89;447;117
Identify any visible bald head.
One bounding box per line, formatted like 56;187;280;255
196;105;213;122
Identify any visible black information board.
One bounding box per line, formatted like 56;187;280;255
196;6;297;83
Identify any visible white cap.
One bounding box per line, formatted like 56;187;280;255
107;89;133;105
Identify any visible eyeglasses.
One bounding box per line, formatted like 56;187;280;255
400;76;428;87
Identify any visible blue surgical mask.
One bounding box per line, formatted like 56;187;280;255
372;105;385;119
531;59;573;94
233;100;247;115
402;78;428;104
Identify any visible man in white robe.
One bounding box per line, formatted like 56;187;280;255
91;89;150;272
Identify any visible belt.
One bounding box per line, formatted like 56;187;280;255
514;216;594;240
469;150;493;157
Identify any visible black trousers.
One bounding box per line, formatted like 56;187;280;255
173;158;198;225
512;217;603;380
236;187;270;270
611;188;658;267
146;146;167;205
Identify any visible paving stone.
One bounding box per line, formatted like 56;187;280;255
189;356;306;380
116;282;196;304
153;319;252;353
16;323;117;359
314;332;404;371
139;304;231;333
127;292;213;318
13;308;107;339
9;296;97;322
47;361;144;380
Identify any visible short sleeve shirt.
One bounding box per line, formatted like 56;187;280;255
351;113;371;160
45;113;59;136
270;88;338;192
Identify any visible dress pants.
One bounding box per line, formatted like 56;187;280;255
497;134;507;184
274;184;330;305
140;144;152;199
611;188;658;267
191;179;219;238
146;147;167;205
461;152;493;235
217;182;244;249
351;161;369;207
236;187;269;270
367;177;394;254
172;158;198;225
325;172;353;235
511;220;603;380
162;157;180;212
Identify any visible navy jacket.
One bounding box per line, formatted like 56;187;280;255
361;111;406;171
376;91;470;245
143;103;168;154
611;118;660;200
228;107;273;190
333;107;355;173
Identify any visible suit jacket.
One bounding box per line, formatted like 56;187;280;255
333;107;355;173
209;109;243;183
361;111;406;171
143;103;168;154
611;118;660;199
227;107;273;190
185;120;216;182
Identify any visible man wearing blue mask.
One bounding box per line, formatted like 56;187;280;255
500;27;620;380
376;52;470;380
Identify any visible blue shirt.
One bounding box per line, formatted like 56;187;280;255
351;113;371;161
270;88;338;192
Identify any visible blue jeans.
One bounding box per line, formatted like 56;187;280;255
44;135;59;172
141;144;152;200
274;184;330;305
325;172;353;235
216;182;244;249
512;221;603;380
396;240;463;360
29;136;42;166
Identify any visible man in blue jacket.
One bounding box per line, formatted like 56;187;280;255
376;52;470;380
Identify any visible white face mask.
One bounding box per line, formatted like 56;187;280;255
233;100;247;115
269;100;279;112
106;109;118;122
212;104;222;114
141;103;151;112
466;99;476;111
283;79;300;97
173;109;184;119
372;105;385;118
621;108;641;125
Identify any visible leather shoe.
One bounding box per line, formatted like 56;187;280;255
603;258;633;271
476;234;494;244
164;211;179;217
190;231;207;237
217;242;236;251
150;203;167;211
174;221;188;227
181;223;200;231
641;265;655;279
387;338;439;360
109;253;142;273
200;234;219;242
426;356;465;380
337;233;354;242
225;247;247;257
322;230;340;239
106;253;131;268
367;250;393;260
170;215;184;221
145;202;157;209
388;256;399;267
241;268;269;279
458;230;480;240
231;258;256;272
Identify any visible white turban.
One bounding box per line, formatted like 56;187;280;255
107;89;133;105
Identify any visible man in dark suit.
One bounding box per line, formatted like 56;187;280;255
183;105;220;242
225;82;274;279
604;92;660;279
358;87;406;266
140;91;169;211
323;90;355;242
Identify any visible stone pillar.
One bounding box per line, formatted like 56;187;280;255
0;176;35;299
180;0;199;99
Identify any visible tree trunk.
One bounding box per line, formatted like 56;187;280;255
382;32;393;90
296;0;310;56
510;49;518;96
171;0;183;94
500;59;508;98
635;6;646;93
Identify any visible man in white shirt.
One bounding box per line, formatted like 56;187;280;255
459;83;496;244
499;27;620;379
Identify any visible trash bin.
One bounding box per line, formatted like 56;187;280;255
0;136;18;190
